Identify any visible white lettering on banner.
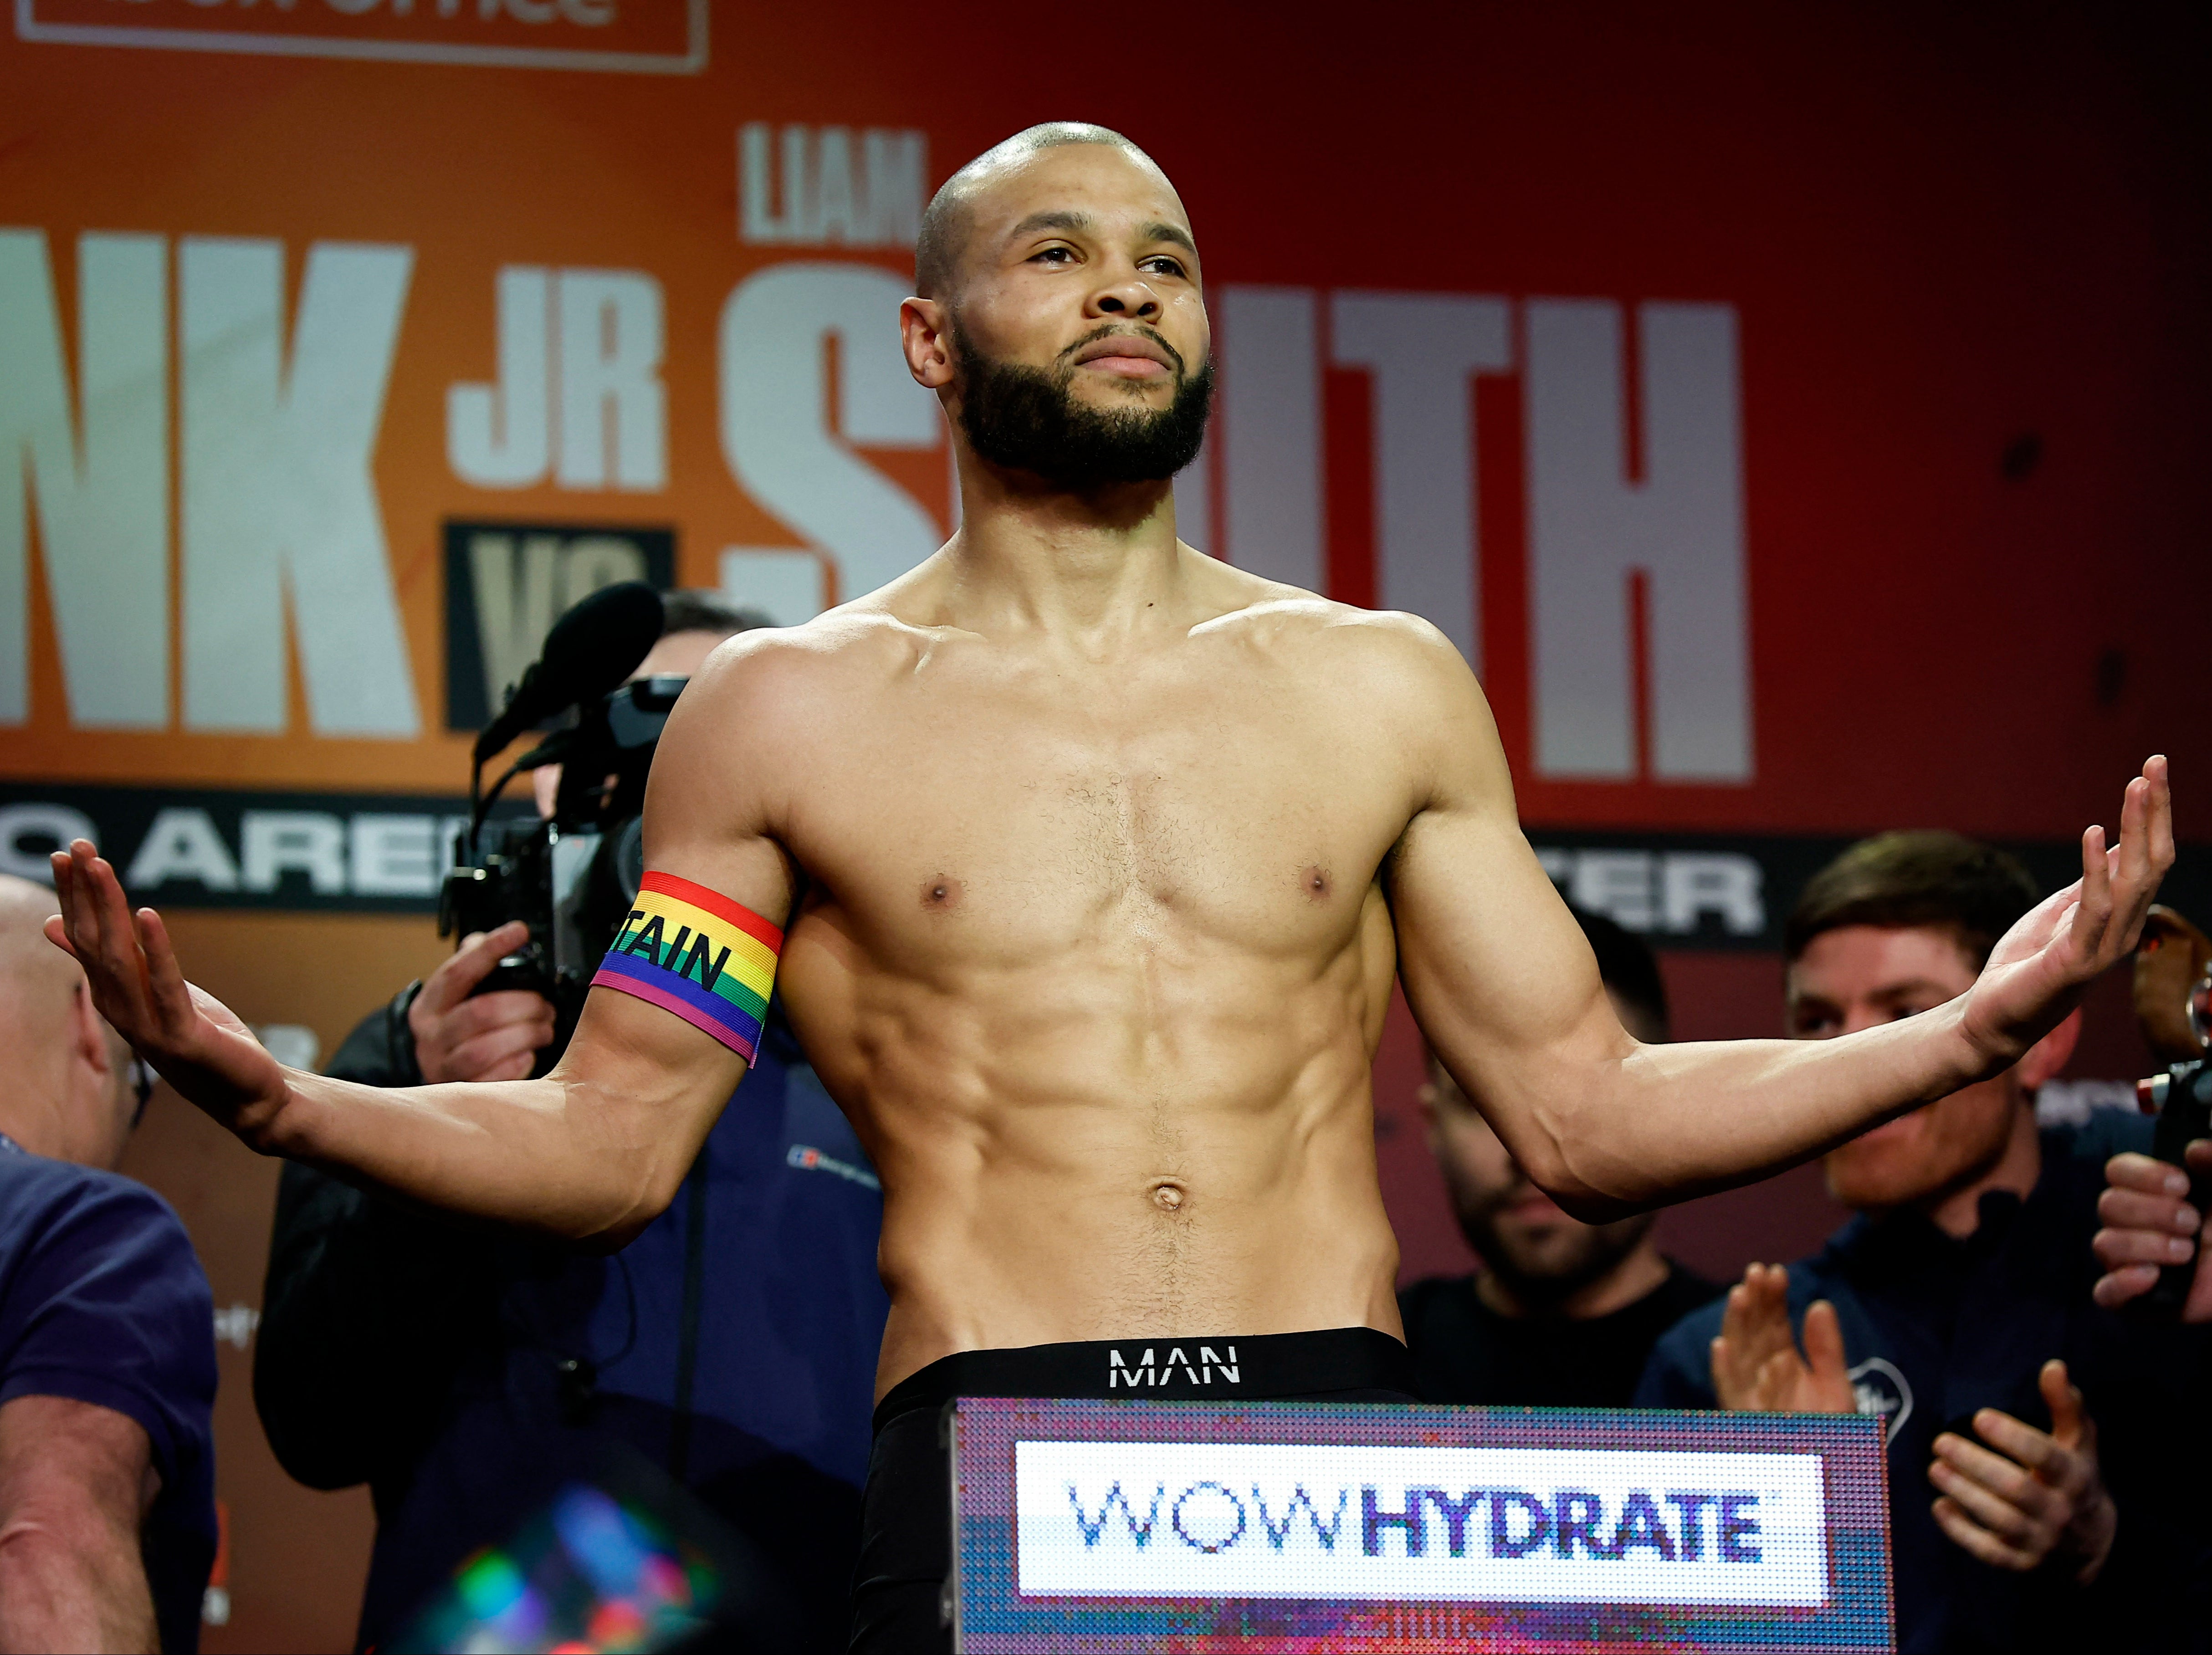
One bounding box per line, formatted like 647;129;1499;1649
349;814;441;898
1171;431;1214;556
0;802;97;880
127;808;241;892
718;263;942;603
467;530;646;705
718;547;828;626
1527;300;1751;781
1217;286;1324;592
446;267;666;491
557;271;666;490
447;267;551;486
179;238;420;736
738;126;927;248
1014;1442;1827;1604
1531;847;1765;937
241;811;348;894
15;0;708;74
0;231;170;729
1330;293;1512;667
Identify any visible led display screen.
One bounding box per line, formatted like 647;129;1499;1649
951;1399;1892;1653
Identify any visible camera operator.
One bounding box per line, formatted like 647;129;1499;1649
253;592;889;1654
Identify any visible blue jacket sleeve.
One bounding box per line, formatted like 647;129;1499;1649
1633;1297;1728;1408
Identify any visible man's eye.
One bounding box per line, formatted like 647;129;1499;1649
1031;246;1075;265
1142;257;1188;279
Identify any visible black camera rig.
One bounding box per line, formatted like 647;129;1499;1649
439;582;674;1062
2131;906;2212;1316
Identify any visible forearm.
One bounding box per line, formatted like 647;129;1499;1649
255;1067;684;1243
0;1519;155;1655
1512;1001;1987;1217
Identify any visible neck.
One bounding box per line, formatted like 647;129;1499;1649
0;1095;67;1161
1476;1239;1672;1321
944;440;1185;642
1919;1103;2042;1239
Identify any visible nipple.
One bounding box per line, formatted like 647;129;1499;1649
921;874;963;910
1301;865;1331;902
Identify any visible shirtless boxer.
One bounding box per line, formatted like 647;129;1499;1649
50;124;2175;1650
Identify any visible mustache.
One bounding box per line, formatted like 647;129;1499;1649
1056;322;1188;379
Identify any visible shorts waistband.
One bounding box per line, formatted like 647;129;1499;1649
872;1326;1413;1433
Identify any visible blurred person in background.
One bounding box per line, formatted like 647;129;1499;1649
1398;910;1719;1405
254;593;888;1654
1638;833;2212;1655
0;874;216;1654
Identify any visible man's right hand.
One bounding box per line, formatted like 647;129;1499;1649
2093;1144;2212;1321
410;921;558;1083
1710;1263;1856;1413
45;840;291;1140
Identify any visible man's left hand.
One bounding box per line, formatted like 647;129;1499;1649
1958;757;2173;1072
1929;1359;2116;1583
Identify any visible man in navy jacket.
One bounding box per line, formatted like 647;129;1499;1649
1638;833;2211;1654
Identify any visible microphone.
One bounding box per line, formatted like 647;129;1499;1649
473;580;666;764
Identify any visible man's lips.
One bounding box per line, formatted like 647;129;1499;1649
1070;333;1176;376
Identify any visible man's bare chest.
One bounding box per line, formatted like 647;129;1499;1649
777;677;1413;965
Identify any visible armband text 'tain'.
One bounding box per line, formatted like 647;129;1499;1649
592;871;781;1062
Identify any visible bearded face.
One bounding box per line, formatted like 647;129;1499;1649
952;314;1213;491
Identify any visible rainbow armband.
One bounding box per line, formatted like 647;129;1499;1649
592;872;782;1062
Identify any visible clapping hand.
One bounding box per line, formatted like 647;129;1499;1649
1710;1263;1855;1413
1929;1361;2116;1583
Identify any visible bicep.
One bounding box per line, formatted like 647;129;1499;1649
1384;649;1629;1152
543;641;805;1221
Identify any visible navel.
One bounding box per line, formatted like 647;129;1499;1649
920;874;964;910
1301;864;1331;902
1151;1180;1187;1213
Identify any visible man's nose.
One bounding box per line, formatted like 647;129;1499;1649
1088;273;1161;320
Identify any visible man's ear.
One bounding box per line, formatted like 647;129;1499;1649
67;981;117;1087
901;296;953;390
2019;1007;2083;1091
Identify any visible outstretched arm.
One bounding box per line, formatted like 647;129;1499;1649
46;638;802;1244
1386;627;2174;1219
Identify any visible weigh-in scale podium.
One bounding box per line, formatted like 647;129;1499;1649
948;1398;1893;1653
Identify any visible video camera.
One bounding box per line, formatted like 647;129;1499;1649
2131;905;2212;1315
440;581;675;1055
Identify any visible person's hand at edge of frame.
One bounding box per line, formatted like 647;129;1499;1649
1930;1359;2116;1584
1956;756;2175;1074
43;840;290;1139
410;920;558;1084
2093;1144;2212;1322
1711;1264;1855;1413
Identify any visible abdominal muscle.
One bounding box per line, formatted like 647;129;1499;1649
780;917;1406;1398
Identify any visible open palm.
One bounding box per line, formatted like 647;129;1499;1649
45;839;292;1139
1959;759;2174;1070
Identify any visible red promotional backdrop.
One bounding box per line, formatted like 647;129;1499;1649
2;3;2207;1646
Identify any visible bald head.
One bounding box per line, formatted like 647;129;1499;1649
915;123;1171;299
0;873;79;1006
0;874;135;1166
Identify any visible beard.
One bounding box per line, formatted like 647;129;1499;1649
1453;1175;1657;1313
952;316;1213;490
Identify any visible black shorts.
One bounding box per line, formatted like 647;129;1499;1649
846;1327;1415;1653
